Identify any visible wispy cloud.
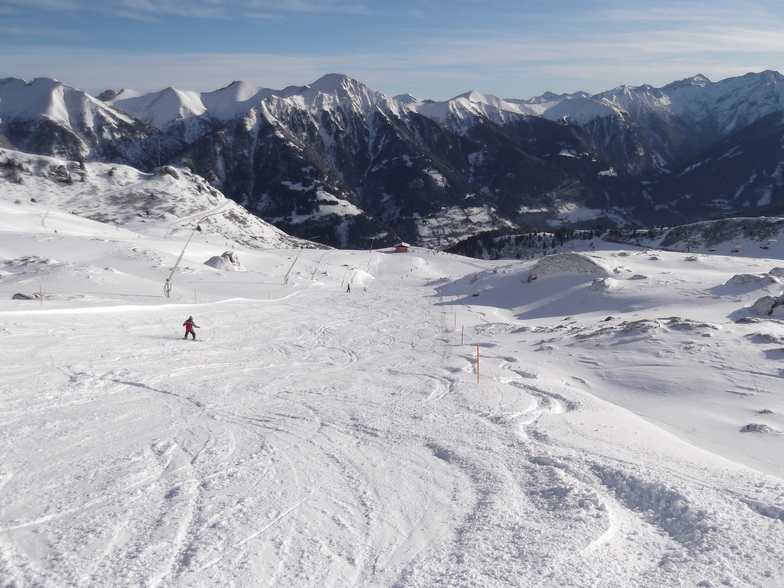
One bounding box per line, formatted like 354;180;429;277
599;0;775;25
3;0;367;19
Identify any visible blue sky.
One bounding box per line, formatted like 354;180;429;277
1;0;783;100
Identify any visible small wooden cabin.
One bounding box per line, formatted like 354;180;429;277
395;242;410;253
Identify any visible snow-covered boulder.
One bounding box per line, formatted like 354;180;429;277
752;295;784;316
742;423;777;433
526;253;611;283
204;251;245;271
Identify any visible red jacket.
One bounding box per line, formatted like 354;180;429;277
183;319;198;331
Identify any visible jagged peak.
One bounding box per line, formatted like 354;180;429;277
304;73;391;103
273;73;398;117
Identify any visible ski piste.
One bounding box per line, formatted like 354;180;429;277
2;201;784;586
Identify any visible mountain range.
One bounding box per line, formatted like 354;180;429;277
2;71;784;249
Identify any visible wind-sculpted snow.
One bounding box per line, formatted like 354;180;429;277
1;200;784;586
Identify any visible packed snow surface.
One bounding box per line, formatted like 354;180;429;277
1;197;784;586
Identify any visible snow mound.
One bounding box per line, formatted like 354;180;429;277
746;332;784;344
577;317;719;340
349;269;375;289
725;273;780;287
204;251;245;271
526;253;611;283
588;277;619;292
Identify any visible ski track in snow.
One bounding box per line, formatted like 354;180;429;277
1;251;784;587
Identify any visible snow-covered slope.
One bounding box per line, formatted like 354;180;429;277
0;148;314;249
662;71;784;137
1;185;784;585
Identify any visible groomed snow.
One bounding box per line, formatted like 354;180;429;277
1;195;784;586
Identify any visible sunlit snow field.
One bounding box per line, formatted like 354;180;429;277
1;195;784;587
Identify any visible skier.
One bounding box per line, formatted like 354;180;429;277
183;316;200;340
346;283;351;293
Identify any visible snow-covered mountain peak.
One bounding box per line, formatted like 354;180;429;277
662;74;712;92
0;76;144;140
310;73;383;100
453;90;522;113
516;90;593;106
212;80;265;102
393;93;420;105
308;73;356;93
0;77;114;125
288;73;401;118
147;87;206;128
659;70;784;134
0;78;62;121
105;86;206;130
595;83;672;113
407;89;538;131
201;81;274;122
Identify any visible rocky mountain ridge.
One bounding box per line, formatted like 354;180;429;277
2;71;784;249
